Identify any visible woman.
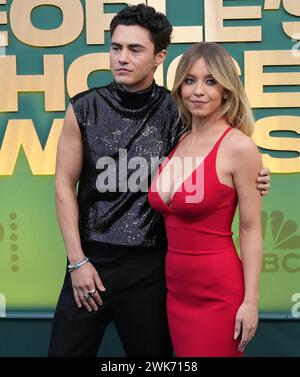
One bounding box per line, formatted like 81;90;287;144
148;42;263;357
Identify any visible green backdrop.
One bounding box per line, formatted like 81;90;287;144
0;0;299;319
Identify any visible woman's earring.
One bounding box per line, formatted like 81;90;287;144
223;93;229;100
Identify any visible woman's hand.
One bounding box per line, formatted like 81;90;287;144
234;301;258;353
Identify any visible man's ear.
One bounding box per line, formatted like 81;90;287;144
154;49;167;68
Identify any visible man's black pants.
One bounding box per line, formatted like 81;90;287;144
48;244;172;357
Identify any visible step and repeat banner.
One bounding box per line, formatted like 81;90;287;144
0;0;299;318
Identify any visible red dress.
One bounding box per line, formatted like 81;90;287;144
148;127;244;357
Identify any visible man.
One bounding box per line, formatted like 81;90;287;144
48;4;270;357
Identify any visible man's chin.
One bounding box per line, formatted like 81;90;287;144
114;76;133;85
114;77;139;91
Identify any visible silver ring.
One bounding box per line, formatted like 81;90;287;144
83;289;96;300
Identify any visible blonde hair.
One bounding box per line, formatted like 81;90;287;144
172;42;255;136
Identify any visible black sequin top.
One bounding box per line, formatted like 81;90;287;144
70;80;186;250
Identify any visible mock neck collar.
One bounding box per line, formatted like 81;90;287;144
111;80;158;110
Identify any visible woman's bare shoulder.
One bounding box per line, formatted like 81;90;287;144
224;128;259;157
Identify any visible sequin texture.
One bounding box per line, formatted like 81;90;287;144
70;80;186;249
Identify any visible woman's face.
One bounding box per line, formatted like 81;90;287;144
181;57;226;120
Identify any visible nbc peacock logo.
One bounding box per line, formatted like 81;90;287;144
235;210;300;273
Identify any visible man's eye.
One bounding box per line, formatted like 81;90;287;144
132;49;141;53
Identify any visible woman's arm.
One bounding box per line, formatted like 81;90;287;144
231;135;263;353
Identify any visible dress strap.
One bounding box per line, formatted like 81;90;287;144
165;130;191;160
208;126;232;159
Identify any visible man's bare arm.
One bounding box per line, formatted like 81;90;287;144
55;104;105;312
55;104;84;263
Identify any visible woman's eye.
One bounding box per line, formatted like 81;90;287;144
184;78;194;84
206;79;217;85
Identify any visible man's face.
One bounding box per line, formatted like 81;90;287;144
110;25;166;92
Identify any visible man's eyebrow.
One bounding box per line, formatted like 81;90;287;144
110;42;121;47
110;42;146;49
129;44;146;49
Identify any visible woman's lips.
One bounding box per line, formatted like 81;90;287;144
190;100;208;107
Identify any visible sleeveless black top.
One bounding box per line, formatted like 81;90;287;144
70;80;186;250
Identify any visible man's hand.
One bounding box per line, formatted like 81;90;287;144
71;262;106;312
256;167;271;196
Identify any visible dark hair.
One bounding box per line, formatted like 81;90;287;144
110;4;173;54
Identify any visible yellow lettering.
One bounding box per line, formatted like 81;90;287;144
0;0;7;46
148;0;202;43
67;53;110;97
264;1;281;10
253;116;300;173
166;55;182;91
245;50;300;108
0;55;65;112
10;0;83;47
0;119;63;175
86;0;143;45
204;0;261;42
282;0;300;39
